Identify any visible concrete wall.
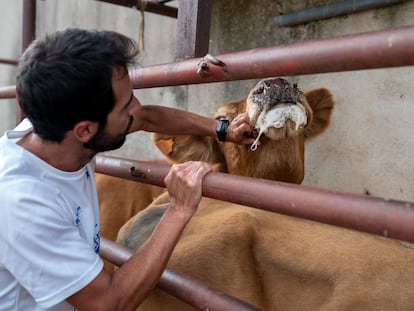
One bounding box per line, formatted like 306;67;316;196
1;0;414;202
205;1;414;203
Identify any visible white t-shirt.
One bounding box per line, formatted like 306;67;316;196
0;119;104;310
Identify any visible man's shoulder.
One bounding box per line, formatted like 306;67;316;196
0;174;56;210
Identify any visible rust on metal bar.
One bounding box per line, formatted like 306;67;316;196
96;155;170;187
128;26;414;88
100;237;263;311
97;0;178;18
95;155;414;243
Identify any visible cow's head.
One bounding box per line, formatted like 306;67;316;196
153;77;334;184
245;77;311;146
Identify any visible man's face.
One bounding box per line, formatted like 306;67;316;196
83;116;132;152
84;67;139;153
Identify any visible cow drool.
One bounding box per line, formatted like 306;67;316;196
249;104;308;151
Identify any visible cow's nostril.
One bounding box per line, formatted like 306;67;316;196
253;83;265;95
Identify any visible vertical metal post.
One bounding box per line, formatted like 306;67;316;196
175;0;213;60
22;0;36;51
17;0;36;124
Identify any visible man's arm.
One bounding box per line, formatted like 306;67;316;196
67;161;212;311
129;105;256;145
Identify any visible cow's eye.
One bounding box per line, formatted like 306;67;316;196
253;83;265;95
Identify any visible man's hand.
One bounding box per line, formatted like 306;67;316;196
164;161;212;220
226;112;257;146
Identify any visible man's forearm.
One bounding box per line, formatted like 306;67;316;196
108;206;191;310
68;162;210;311
129;105;217;137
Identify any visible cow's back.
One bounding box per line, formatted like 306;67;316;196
118;194;414;310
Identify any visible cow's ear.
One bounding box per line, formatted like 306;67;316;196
303;88;334;139
152;133;227;169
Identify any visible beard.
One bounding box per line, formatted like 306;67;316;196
84;117;133;153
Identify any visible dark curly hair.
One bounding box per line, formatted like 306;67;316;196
16;28;138;142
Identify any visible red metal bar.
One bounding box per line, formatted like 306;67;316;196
98;0;178;18
95;155;414;243
129;25;414;88
2;26;414;99
0;86;17;99
100;238;263;311
0;58;18;66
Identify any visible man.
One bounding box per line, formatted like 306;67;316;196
0;28;254;310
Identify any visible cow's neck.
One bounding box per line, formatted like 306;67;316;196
223;137;305;184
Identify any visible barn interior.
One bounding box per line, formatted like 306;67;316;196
1;1;414;309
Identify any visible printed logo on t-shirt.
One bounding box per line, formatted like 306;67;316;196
94;225;100;254
75;206;82;226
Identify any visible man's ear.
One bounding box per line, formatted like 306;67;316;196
73;121;99;143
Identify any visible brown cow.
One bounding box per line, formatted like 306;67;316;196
116;78;414;310
153;77;333;183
